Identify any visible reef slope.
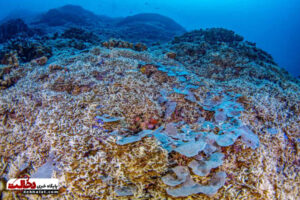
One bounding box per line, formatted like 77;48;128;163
0;26;299;200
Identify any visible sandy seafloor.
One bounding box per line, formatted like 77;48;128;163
0;36;299;199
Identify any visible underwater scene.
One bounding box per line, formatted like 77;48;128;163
0;0;299;199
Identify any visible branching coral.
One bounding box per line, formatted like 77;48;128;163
0;37;298;200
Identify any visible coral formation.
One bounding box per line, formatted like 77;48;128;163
167;28;292;83
61;27;100;44
0;13;299;200
102;39;147;52
166;52;176;59
0;5;185;46
0;38;52;62
0;19;33;43
32;56;48;66
173;28;243;44
0;52;19;66
116;13;186;44
33;5;102;27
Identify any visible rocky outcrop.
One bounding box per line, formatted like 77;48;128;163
167;28;297;83
32;5;104;27
115;13;186;44
1;38;52;62
0;19;33;43
19;5;185;45
61;27;100;44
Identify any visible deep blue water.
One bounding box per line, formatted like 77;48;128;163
0;0;299;77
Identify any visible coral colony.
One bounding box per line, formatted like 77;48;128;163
0;4;299;200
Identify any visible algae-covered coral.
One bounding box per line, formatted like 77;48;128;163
0;18;299;200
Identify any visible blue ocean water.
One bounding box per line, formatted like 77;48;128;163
0;0;299;77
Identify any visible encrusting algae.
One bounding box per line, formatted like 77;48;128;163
0;28;299;200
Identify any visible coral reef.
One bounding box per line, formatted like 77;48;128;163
0;19;33;43
173;28;243;44
0;13;299;200
61;27;100;44
116;13;186;44
32;4;103;27
0;38;52;62
0;56;22;90
0;5;185;45
166;28;297;84
102;39;147;52
31;56;48;66
0;52;19;66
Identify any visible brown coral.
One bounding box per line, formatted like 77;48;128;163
33;56;48;66
0;51;19;66
102;39;147;52
49;64;64;72
50;77;93;95
166;52;177;59
139;64;158;77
